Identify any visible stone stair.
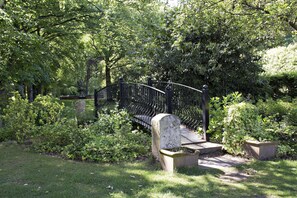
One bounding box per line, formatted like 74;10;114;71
182;142;223;155
180;126;223;155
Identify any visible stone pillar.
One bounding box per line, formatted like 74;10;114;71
151;113;181;160
75;100;86;116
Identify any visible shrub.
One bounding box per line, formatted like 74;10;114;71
81;109;150;162
2;92;36;142
33;95;64;125
81;131;150;163
208;92;243;142
89;108;132;135
32;119;82;153
264;72;297;98
223;102;263;155
287;107;297;126
256;99;292;121
31;108;150;163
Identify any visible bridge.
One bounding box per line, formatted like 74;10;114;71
94;77;211;145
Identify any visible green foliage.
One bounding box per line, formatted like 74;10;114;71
223;102;265;155
262;43;297;75
1;92;36;142
208;92;243;142
149;0;268;96
256;99;292;120
29;107;150;163
32;119;80;153
1;93;65;143
80;108;150;162
264;72;297;98
89;109;131;135
287;107;297;126
220;98;297;157
81;130;150;163
33;95;64;125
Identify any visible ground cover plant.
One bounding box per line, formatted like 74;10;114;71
207;93;297;159
0;142;296;198
0;93;150;163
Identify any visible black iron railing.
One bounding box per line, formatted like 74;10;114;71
94;77;209;140
151;80;208;133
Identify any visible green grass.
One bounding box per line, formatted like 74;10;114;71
60;99;95;117
0;142;296;198
60;99;96;124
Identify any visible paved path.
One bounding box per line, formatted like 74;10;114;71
199;154;255;182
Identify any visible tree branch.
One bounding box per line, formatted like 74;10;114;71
242;1;297;31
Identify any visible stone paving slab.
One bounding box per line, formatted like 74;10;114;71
182;142;222;154
199;154;250;169
198;154;253;182
180;126;206;144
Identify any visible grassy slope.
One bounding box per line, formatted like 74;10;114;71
0;143;296;198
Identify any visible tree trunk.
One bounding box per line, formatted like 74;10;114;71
27;84;34;102
106;64;111;87
85;62;92;96
18;84;25;98
105;64;112;101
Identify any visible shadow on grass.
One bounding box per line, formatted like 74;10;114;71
1;143;296;198
176;166;224;176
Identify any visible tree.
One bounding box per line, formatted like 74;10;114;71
232;0;297;32
85;0;163;87
0;0;103;100
149;0;266;96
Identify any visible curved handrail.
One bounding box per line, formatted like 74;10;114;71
94;84;118;94
153;80;203;93
125;82;165;94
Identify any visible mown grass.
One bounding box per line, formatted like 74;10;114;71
0;142;296;198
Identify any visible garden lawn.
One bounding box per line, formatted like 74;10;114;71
0;142;296;198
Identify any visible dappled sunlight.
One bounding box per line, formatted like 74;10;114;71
1;144;297;197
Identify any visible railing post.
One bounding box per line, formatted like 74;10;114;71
147;77;154;103
165;84;173;114
202;85;209;141
147;77;153;87
94;89;98;118
119;77;124;109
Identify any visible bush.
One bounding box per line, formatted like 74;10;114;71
2;92;36;142
256;99;292;121
89;109;132;135
287;107;297;126
31;108;150;163
222;102;264;155
208;92;243;142
1;93;65;143
31;119;89;154
33;95;64;125
81;131;150;163
265;72;297;98
80;109;150;162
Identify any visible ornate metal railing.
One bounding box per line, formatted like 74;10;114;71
119;81;166;128
151;80;208;133
94;77;209;140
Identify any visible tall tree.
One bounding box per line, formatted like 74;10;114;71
0;0;103;99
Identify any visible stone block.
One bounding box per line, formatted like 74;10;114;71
159;149;199;172
151;114;181;160
244;140;278;160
